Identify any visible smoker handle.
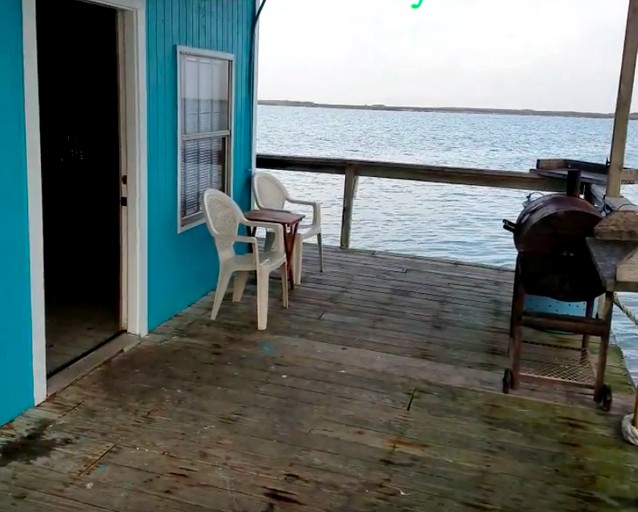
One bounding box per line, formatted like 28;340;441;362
502;219;516;233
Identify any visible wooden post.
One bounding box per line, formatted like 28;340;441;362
340;166;357;250
565;169;581;197
608;0;638;197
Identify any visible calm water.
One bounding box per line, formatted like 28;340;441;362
257;105;638;379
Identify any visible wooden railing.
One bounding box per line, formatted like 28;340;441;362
256;154;574;249
256;154;638;334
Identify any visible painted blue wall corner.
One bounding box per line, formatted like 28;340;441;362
0;0;36;426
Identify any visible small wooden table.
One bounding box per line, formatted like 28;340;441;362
586;238;638;293
244;209;304;289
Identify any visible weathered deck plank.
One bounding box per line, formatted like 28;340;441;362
1;247;637;511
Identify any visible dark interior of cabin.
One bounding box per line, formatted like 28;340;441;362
36;0;122;376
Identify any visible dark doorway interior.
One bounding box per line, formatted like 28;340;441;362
36;0;123;376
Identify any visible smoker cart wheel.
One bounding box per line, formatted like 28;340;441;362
594;386;601;403
599;384;612;412
502;369;513;394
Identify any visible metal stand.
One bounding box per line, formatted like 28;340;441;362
504;255;614;411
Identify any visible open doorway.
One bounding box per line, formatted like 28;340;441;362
36;0;125;376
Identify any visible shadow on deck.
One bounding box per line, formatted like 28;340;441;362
2;247;638;511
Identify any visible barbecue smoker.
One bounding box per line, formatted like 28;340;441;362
502;170;614;410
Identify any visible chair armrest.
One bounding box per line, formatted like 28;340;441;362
242;220;284;235
287;198;321;226
221;235;259;257
233;235;258;247
287;198;319;207
241;220;285;252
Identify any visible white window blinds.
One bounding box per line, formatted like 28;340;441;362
178;48;233;230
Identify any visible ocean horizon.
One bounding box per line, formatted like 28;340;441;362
258;99;638;121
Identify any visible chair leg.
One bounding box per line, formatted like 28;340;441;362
264;231;275;252
293;237;303;286
211;266;233;320
317;232;324;272
256;269;270;330
233;271;249;302
281;263;289;308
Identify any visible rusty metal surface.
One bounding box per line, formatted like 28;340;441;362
518;253;605;302
513;194;603;254
502;191;605;301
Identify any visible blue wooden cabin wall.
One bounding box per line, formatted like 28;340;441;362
147;0;256;329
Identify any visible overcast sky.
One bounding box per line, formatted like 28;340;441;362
257;0;635;113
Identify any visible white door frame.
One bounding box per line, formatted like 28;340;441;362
22;0;148;404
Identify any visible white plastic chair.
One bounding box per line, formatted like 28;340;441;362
202;189;288;330
252;171;323;285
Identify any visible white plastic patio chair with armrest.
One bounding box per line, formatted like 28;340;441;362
252;171;323;285
202;189;288;331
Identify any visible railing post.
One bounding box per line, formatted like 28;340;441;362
608;0;638;197
340;165;357;250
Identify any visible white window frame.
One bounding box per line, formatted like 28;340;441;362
176;46;235;233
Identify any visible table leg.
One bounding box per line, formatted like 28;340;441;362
288;223;301;288
246;226;255;253
283;224;298;290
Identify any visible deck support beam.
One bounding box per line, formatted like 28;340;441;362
608;0;638;197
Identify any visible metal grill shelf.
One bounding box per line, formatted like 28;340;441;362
520;341;595;386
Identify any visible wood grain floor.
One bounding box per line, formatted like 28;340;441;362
45;300;120;375
2;246;638;511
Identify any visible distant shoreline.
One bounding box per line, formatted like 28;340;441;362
258;100;638;121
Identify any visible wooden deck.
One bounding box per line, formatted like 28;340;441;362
2;247;638;511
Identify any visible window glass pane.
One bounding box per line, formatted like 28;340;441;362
183;58;199;135
182;139;201;218
181;54;230;135
181;135;225;221
198;137;213;191
211;59;229;132
198;61;213;133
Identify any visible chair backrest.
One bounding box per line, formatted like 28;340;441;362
202;189;243;261
253;171;288;210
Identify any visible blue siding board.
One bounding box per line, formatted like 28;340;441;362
0;0;35;425
147;0;256;330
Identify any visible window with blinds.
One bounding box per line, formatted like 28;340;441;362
178;47;234;230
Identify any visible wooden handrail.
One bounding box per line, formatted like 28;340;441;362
256;153;638;249
256;153;568;249
257;154;566;190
